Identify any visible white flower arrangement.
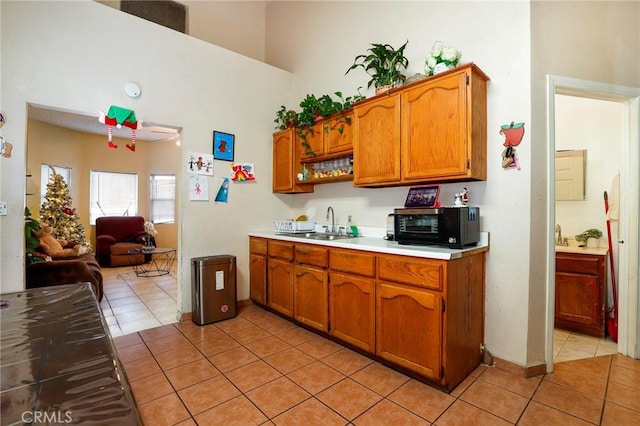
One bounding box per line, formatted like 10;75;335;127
424;42;462;76
144;221;158;237
143;222;158;249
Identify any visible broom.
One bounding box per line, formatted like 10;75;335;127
604;191;618;342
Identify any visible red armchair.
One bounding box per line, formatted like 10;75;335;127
95;216;149;267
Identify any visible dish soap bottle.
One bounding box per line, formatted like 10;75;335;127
346;215;359;237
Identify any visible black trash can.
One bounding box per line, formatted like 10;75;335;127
191;255;237;326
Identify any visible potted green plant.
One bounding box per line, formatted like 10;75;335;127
274;106;298;131
25;207;44;265
575;228;603;247
345;40;409;95
293;90;368;156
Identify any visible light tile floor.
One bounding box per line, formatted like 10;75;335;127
100;265;179;337
113;305;640;425
103;267;638;424
102;264;620;366
554;329;619;363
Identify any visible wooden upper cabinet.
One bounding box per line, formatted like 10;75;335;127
354;63;489;187
402;71;467;181
326;112;354;155
300;123;325;161
300;112;354;161
272;128;314;194
353;94;402;186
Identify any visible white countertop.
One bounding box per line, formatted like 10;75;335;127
248;231;489;260
555;245;608;256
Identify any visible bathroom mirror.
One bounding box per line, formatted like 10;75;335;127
555;149;586;200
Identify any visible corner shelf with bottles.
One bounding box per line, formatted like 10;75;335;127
297;154;354;184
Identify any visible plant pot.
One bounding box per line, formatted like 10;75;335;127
586;237;599;248
433;62;453;75
375;84;394;95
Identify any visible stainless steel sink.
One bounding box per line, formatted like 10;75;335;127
284;232;358;241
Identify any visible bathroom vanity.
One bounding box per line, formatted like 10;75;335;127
555;246;608;338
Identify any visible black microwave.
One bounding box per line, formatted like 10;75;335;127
394;206;480;248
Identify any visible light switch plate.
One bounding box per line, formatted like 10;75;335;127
0;201;7;216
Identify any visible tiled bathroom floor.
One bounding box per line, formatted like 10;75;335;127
113;304;640;425
554;329;619;363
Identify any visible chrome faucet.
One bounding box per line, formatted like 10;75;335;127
326;206;336;233
555;224;568;246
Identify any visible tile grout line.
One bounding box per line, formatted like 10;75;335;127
120;307;638;425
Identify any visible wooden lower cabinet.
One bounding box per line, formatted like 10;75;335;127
249;253;267;305
555;251;606;338
267;258;294;317
249;237;486;392
249;237;268;305
376;281;442;380
294;264;328;331
329;272;376;352
376;252;485;390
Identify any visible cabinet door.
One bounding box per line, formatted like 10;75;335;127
300;123;325;160
376;282;442;381
249;253;267;305
555;253;606;337
268;258;294;317
555;272;601;331
326;113;353;154
329;272;375;352
272;129;295;192
401;71;468;181
272;128;313;194
353;95;401;186
294;265;328;331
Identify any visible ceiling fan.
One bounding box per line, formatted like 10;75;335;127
141;123;181;142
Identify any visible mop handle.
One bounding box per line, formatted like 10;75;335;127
604;191;618;311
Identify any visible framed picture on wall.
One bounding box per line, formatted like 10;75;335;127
213;131;235;161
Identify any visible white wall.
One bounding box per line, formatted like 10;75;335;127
97;0;267;62
265;1;534;366
0;1;292;311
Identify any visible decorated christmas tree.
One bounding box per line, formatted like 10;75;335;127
40;169;92;252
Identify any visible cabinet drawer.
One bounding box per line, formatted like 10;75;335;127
330;249;376;277
249;237;268;255
296;244;329;268
268;241;294;261
378;255;443;290
556;253;603;275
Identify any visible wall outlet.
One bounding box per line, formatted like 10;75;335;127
0;201;7;216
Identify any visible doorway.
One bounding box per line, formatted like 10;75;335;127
546;75;640;372
26;104;183;335
552;94;622;363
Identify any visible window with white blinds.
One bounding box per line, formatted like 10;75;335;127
150;174;175;224
89;171;138;224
